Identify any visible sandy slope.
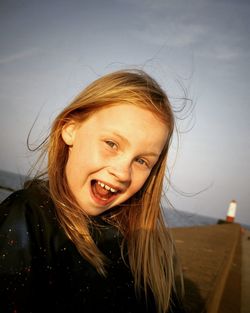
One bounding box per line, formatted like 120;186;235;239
172;223;243;313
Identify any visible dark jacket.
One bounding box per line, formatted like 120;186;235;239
0;182;185;313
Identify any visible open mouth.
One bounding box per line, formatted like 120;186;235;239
90;180;120;205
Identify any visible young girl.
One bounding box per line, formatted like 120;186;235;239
0;69;185;313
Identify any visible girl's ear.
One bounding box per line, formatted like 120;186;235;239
62;122;77;146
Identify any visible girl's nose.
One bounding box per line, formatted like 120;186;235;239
107;158;132;184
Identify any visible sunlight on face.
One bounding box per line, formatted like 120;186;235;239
62;104;168;216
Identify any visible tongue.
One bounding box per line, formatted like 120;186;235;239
94;182;112;199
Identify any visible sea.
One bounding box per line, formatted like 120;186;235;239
1;169;249;229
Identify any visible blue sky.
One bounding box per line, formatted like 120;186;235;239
0;0;249;224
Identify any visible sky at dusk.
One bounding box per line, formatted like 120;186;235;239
0;0;249;225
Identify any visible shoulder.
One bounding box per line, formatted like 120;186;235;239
0;181;59;246
0;181;63;272
1;180;52;219
1;179;49;208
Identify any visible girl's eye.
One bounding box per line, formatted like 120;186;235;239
105;140;118;150
136;158;148;167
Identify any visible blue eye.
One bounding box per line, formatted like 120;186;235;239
136;158;147;166
105;140;117;149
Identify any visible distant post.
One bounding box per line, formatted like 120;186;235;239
226;200;237;223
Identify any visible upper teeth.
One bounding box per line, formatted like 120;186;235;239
97;181;117;193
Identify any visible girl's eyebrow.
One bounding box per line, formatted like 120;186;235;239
143;152;160;158
110;131;129;145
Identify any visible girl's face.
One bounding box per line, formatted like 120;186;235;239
62;104;168;216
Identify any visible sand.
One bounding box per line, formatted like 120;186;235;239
241;229;250;313
171;223;244;313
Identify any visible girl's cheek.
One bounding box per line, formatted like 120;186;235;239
132;171;148;188
99;147;117;163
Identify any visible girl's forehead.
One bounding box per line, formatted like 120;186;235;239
96;103;159;119
79;104;166;130
77;104;168;153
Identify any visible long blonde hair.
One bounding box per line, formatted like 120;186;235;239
46;69;178;313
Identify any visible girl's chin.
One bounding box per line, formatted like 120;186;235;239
85;207;110;216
